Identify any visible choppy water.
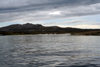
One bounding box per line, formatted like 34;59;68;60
0;34;100;67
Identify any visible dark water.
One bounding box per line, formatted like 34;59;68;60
0;34;100;67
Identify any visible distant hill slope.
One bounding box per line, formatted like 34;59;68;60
0;23;100;35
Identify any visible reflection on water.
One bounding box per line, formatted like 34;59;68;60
0;34;100;67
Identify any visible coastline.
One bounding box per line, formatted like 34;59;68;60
0;23;100;36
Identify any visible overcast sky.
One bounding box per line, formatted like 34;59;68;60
0;0;100;28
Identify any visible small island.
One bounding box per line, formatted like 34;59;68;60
0;23;100;35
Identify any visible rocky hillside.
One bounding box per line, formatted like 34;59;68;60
0;23;100;35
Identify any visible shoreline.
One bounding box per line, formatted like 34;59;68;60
0;23;100;36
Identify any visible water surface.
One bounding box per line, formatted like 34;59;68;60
0;34;100;67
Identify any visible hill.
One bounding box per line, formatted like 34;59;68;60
0;23;100;35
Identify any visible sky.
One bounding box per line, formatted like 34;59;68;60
0;0;100;28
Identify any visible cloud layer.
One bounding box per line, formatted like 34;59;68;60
0;0;100;24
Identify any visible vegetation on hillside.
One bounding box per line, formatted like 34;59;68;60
0;23;100;35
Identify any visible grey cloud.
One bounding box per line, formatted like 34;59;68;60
0;0;100;12
0;0;100;22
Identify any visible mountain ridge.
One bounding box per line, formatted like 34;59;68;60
0;23;100;35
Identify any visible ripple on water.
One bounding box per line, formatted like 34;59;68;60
0;35;100;67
